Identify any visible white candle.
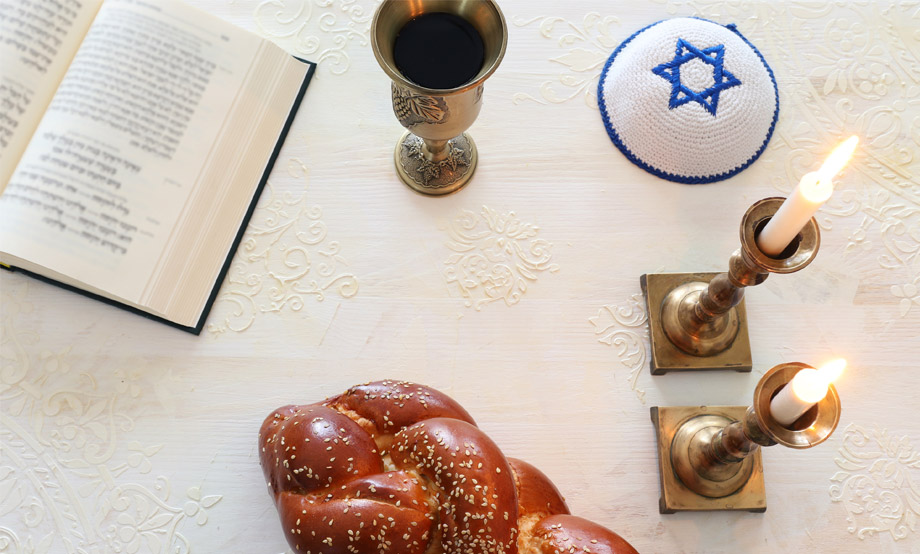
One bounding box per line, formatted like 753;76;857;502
769;359;846;427
757;136;859;257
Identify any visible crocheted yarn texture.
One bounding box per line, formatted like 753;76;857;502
598;18;779;184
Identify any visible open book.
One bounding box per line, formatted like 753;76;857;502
0;0;315;333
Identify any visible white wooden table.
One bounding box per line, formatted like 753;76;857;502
2;1;919;552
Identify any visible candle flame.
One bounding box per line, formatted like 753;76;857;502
818;136;859;184
817;358;847;387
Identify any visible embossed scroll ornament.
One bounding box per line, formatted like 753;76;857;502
253;0;375;75
259;380;639;554
589;293;650;402
442;206;560;310
830;424;920;543
0;282;222;553
513;12;622;107
208;161;358;334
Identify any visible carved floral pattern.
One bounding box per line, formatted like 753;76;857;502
830;424;920;542
442;206;559;310
588;294;649;403
891;275;920;318
399;135;471;188
208;159;358;334
392;84;448;126
253;0;377;75
0;281;221;553
513;13;621;107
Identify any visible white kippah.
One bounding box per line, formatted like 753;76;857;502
598;18;778;184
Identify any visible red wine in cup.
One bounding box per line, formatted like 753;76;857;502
393;12;485;89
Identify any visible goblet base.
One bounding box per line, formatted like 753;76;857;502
394;132;478;196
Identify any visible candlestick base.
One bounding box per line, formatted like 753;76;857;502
651;363;841;514
651;405;766;513
641;272;752;374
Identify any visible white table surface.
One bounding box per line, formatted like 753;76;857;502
2;1;920;553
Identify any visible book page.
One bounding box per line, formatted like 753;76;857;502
0;0;102;187
0;0;268;305
144;44;309;325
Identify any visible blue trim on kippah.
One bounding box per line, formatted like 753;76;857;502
597;18;780;185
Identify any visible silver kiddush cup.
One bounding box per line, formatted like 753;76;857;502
371;0;508;196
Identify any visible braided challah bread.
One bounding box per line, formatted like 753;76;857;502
259;380;639;554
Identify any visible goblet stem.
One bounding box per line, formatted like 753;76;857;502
421;139;449;162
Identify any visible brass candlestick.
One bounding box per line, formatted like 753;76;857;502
650;362;841;513
641;198;820;374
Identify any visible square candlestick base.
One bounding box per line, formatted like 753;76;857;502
651;405;766;513
641;272;753;374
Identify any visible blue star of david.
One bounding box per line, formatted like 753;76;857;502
652;38;742;116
